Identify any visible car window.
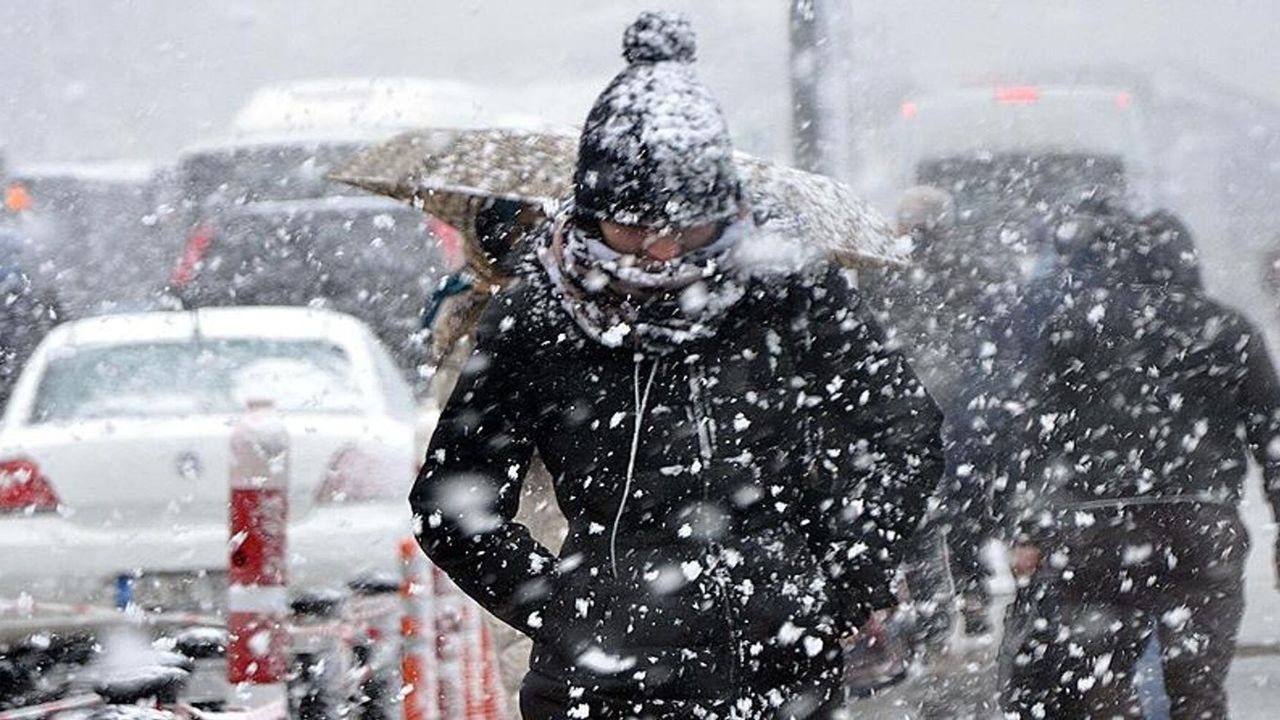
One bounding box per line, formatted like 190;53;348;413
30;339;365;423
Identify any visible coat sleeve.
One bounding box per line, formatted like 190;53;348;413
409;288;559;638
1237;325;1280;522
800;268;946;626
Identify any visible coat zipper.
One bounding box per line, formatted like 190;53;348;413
688;360;740;692
610;357;660;579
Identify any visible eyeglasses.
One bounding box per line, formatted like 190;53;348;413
597;220;723;260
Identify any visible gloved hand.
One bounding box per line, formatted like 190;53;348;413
839;607;912;696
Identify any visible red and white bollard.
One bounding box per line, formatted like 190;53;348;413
457;598;503;720
399;538;439;720
460;602;480;720
399;539;506;720
475;613;503;720
432;567;466;720
228;400;290;708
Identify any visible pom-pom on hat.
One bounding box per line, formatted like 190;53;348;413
574;11;741;230
622;10;697;63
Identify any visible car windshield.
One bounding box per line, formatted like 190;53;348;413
30;339;364;423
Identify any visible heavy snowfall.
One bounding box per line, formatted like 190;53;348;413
0;2;1277;719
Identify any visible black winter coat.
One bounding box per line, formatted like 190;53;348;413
0;273;61;408
410;262;944;712
1000;277;1280;544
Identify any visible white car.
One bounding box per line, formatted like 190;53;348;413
0;307;422;608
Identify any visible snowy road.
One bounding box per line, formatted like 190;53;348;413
849;645;1280;718
1227;655;1280;718
1238;469;1278;649
1226;470;1280;718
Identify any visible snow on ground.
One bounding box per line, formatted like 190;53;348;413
1228;656;1280;718
1239;467;1279;648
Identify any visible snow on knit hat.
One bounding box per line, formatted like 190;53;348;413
573;11;741;229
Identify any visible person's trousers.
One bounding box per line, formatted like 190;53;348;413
998;505;1247;720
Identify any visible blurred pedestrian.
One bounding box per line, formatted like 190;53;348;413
417;195;567;713
996;203;1280;719
419;196;542;400
863;186;997;644
0;228;62;409
410;11;943;719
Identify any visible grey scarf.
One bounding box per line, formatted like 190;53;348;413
538;211;749;352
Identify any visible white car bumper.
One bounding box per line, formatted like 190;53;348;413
0;502;413;604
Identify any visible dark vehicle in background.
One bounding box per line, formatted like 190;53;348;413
169;195;441;375
162;135;452;379
9;161;164;318
163;135;370;212
870;84;1153;358
892;84;1152;274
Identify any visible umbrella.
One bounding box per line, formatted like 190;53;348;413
331;128;575;238
329;127;908;268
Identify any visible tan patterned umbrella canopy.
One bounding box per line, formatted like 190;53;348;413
330;128;574;238
329;127;907;268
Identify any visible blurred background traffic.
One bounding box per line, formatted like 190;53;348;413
3;1;1279;364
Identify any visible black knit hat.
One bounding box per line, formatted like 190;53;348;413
573;11;741;229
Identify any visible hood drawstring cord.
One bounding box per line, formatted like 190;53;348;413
611;357;660;578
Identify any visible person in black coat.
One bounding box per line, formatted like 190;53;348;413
0;228;61;410
862;186;1002;643
409;12;944;719
996;203;1280;719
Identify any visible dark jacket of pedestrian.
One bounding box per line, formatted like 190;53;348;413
0;230;62;409
413;258;942;712
1000;208;1280;539
409;11;943;718
996;207;1280;719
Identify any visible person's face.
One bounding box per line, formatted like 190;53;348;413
599;220;719;263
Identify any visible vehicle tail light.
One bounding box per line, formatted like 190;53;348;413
1115;92;1132;109
994;85;1040;105
170;224;215;287
317;447;400;503
5;182;33;213
0;459;60;514
900;101;918;120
